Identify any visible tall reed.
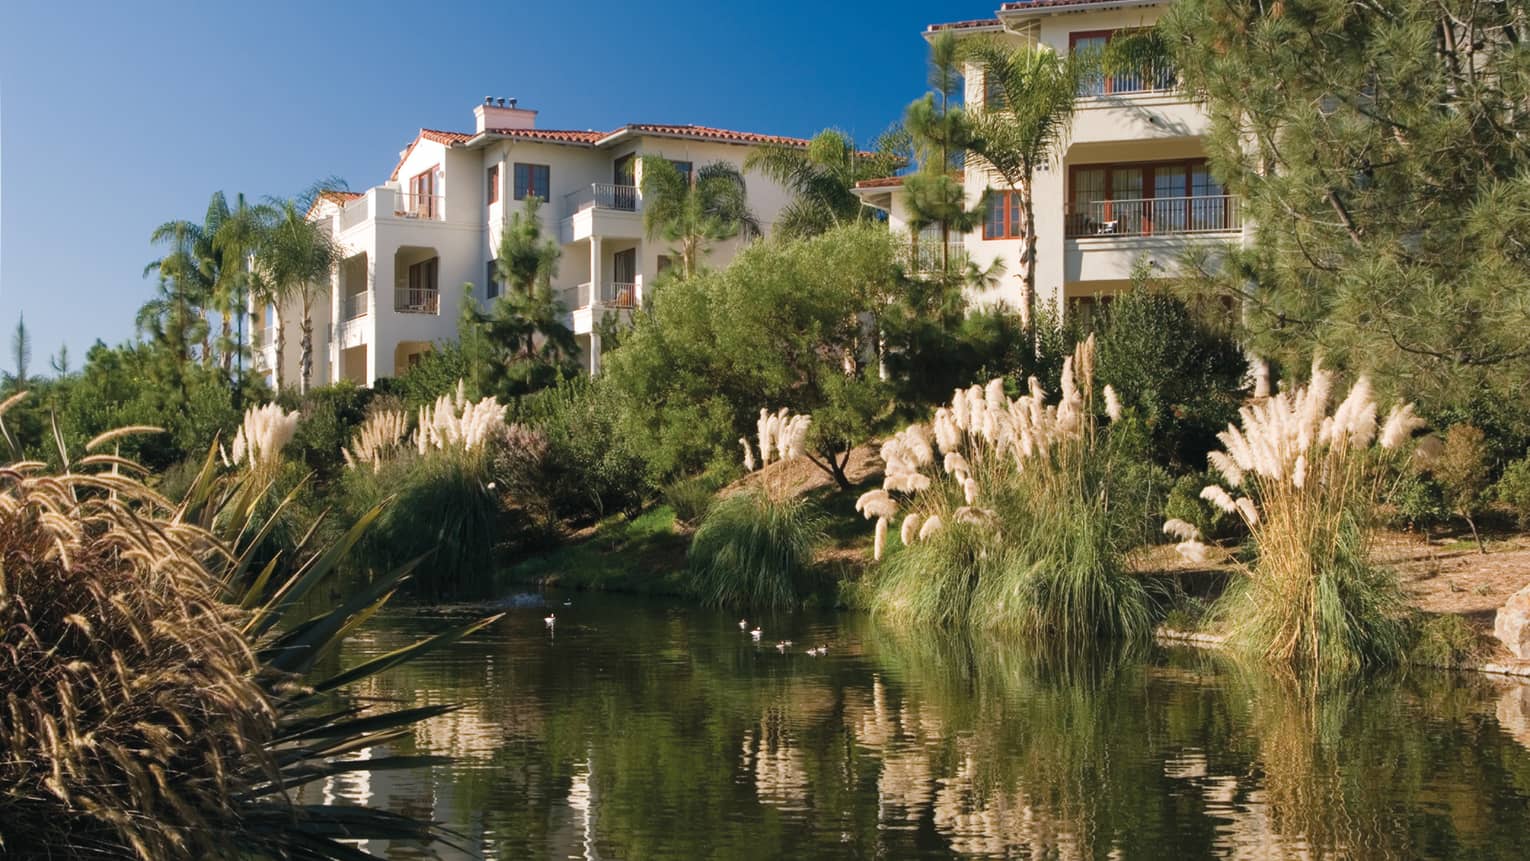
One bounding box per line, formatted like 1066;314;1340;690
1178;363;1425;672
867;337;1150;644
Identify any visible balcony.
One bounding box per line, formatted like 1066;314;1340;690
1078;61;1177;98
394;286;440;315
392;192;443;221
570;281;638;310
1065;195;1242;239
562;184;640;219
903;239;968;275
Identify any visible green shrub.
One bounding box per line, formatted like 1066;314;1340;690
1408;613;1488;668
1496;452;1530;528
517;376;653;522
286;381;373;483
664;475;718;525
374;342;473;410
688;488;827;610
1164;471;1239;540
341;447;499;600
1385;469;1449;529
1093;289;1247;469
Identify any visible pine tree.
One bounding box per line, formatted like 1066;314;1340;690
1160;0;1530;411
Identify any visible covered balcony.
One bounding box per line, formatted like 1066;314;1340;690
393;248;441;315
1065;195;1242;239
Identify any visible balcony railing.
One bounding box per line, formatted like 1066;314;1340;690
562;183;640;218
571;281;638;310
393;192;443;221
904;239;968;274
394;286;440;315
1078;61;1178;97
1065;195;1242;239
342;291;368;320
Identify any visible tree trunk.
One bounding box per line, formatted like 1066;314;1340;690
1020;182;1038;332
299;293;314;395
274;316;286;392
220;313;234;375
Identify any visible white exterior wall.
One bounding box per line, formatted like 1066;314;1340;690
873;2;1243;319
257;117;803;389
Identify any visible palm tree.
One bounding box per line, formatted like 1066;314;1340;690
963;41;1083;330
145;217;217;366
212;193;274;393
640;158;760;278
256;200;339;393
744;128;906;239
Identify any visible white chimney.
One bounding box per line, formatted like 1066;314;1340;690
474;96;537;133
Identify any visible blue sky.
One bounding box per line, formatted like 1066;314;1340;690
0;0;999;375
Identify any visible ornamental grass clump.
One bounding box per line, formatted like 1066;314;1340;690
414;380;507;454
226;402;301;472
867;336;1151;644
0;392;496;859
342;407;409;471
1179;363;1425;672
690;408;826;610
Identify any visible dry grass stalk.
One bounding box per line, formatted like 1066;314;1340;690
227;403;300;469
414;380;507;454
343;408;409;471
1;398;274;859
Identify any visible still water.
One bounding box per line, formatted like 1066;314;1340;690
310;593;1530;859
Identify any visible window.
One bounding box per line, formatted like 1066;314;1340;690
485;260;500;300
669;160;693;183
486;164;500;205
514;163;551;201
983;190;1023;240
407;167;439;218
657;254;678;275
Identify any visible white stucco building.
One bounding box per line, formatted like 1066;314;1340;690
257;98;804;387
855;0;1247;322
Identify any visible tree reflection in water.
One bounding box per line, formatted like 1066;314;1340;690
303;599;1530;860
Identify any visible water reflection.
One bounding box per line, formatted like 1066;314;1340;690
306;596;1530;859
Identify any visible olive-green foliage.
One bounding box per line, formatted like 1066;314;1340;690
515;376;653;522
1496;452;1530;528
1092;290;1246;469
376;341;474;410
1384;469;1449;529
665;476;721;525
1408;613;1489;669
1164;471;1241;541
688;489;828;610
281;380;374;483
1435;424;1493;547
603;223;900;481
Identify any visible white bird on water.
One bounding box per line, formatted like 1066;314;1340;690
544;613;556;627
750;627;763;641
738;619;748;631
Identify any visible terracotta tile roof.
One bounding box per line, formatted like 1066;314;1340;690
1000;0;1147;10
485;127;605;144
418;128;473;144
854;176;908;189
925;18;1004;33
609;123;815;148
317;190;363;204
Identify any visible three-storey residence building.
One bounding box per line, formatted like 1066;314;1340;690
259;98;803;388
855;0;1247;322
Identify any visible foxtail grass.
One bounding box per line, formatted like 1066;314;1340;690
0;392;495;859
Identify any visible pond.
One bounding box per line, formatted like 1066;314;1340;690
308;593;1530;859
